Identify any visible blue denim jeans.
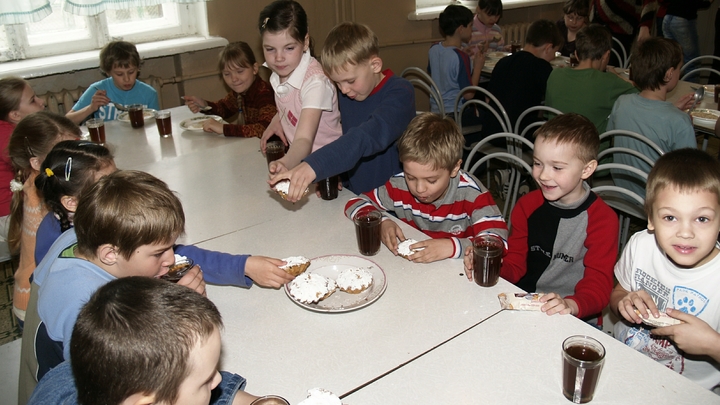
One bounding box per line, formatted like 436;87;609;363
663;15;700;80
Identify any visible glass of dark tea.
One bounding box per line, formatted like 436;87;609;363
354;210;382;256
155;110;172;137
562;335;606;404
86;118;105;145
472;234;503;287
265;140;285;166
128;104;145;128
318;176;339;200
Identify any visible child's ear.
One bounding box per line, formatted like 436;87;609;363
97;244;119;266
369;55;383;74
60;195;78;213
450;159;462;177
29;156;42;172
119;392;155;405
252;62;259;76
580;159;597;180
7;110;21;124
664;67;674;82
303;33;310;52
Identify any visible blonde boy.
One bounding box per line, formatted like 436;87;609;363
612;148;720;390
346;113;507;263
67;41;160;124
269;22;416;201
466;114;619;319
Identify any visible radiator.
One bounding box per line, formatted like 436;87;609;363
39;75;164;115
502;22;532;47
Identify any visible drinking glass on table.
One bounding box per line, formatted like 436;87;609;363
562;335;605;403
86;118;105;145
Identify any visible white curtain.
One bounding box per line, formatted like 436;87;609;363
64;0;210;16
0;0;52;25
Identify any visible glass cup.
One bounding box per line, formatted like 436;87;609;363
570;54;579;67
86;118;105;145
265;140;285;166
714;85;720;104
128;104;145;128
160;259;195;283
562;335;606;404
510;41;521;53
472;234;503;287
318;176;339;200
155;110;172;137
354;210;382;256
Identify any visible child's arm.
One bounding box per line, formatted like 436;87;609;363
651;308;720;363
610;283;659;324
538;292;577;316
272;107;322;172
66;88;110;125
261;113;287;150
183;95;209;113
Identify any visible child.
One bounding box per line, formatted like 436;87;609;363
183;41;277;137
258;0;342;174
34;140;116;264
464;114;619;320
7;111;79;328
607;37;696;199
0;78;46;260
611;148;720;390
345;113;507;263
428;4;485;115
468;0;505;53
545;24;638;134
558;0;590;57
29;277;261;404
18;170;294;401
66;41;160;124
268;22;416;201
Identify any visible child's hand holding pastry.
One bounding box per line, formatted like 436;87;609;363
380;219;403;254
539;292;577;316
613;285;659;324
245;256;295;288
269;162;316;203
404;239;452;263
651;308;720;362
177;264;207;296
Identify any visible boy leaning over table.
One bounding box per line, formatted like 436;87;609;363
611;148;720;392
464;114;619;321
345;113;507;263
17;170;294;404
268;22;416;201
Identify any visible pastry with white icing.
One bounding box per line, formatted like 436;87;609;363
297;388;341;405
279;256;310;276
397;238;424;259
273;179;309;201
288;273;336;304
336;267;373;294
634;309;683;327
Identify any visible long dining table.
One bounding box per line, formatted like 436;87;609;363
2;105;719;404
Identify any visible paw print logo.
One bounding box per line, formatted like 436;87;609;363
676;297;695;314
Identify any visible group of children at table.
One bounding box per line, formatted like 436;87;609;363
0;0;718;404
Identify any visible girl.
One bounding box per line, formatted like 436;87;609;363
258;0;342;175
558;0;590;57
183;41;277;138
8;111;79;327
0;78;46;260
34;140;116;264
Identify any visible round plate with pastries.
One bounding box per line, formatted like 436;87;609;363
284;254;387;313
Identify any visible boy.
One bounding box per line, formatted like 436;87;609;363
545;24;637;134
29;277;260;404
465;114;618;319
268;22;416;202
483;19;563;137
18;170;294;403
428;4;485;115
67;41;160;124
611;148;720;391
607;37;696;199
345;113;507;263
468;0;505;53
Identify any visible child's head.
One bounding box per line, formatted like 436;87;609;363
532;113;598;205
99;41;142;92
630;37;683;92
35;140;116;232
259;0;310;82
71;276;223;405
0;77;45;124
321;22;383;102
476;0;503;26
524;19;564;61
397;113;463;204
645;149;720;268
562;0;590;33
575;24;612;63
217;41;259;95
74;170;184;277
439;5;474;40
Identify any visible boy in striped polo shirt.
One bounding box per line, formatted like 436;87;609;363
344;113;507;263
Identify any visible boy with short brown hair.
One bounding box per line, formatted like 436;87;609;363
345;113;507;263
465;114;619;320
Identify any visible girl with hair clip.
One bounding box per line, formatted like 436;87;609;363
0;78;46;260
183;41;277;138
7;111;79;327
258;0;342;176
34;140;116;265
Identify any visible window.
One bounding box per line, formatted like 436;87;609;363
0;0;207;63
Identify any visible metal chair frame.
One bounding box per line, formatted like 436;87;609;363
680;55;720;81
401;67;445;116
513;105;563;139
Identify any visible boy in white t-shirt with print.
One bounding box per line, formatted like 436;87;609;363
611;148;720;391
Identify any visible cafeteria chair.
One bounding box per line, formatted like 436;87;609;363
513;105;563;139
680;55;720;82
611;37;630;69
401;67;445;116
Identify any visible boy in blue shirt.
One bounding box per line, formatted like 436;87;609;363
67;41;160;124
268;22;416;201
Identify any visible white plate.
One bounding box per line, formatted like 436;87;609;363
284;254;387;313
179;115;223;131
486;51;509;59
691;108;720;126
117;108;157;123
